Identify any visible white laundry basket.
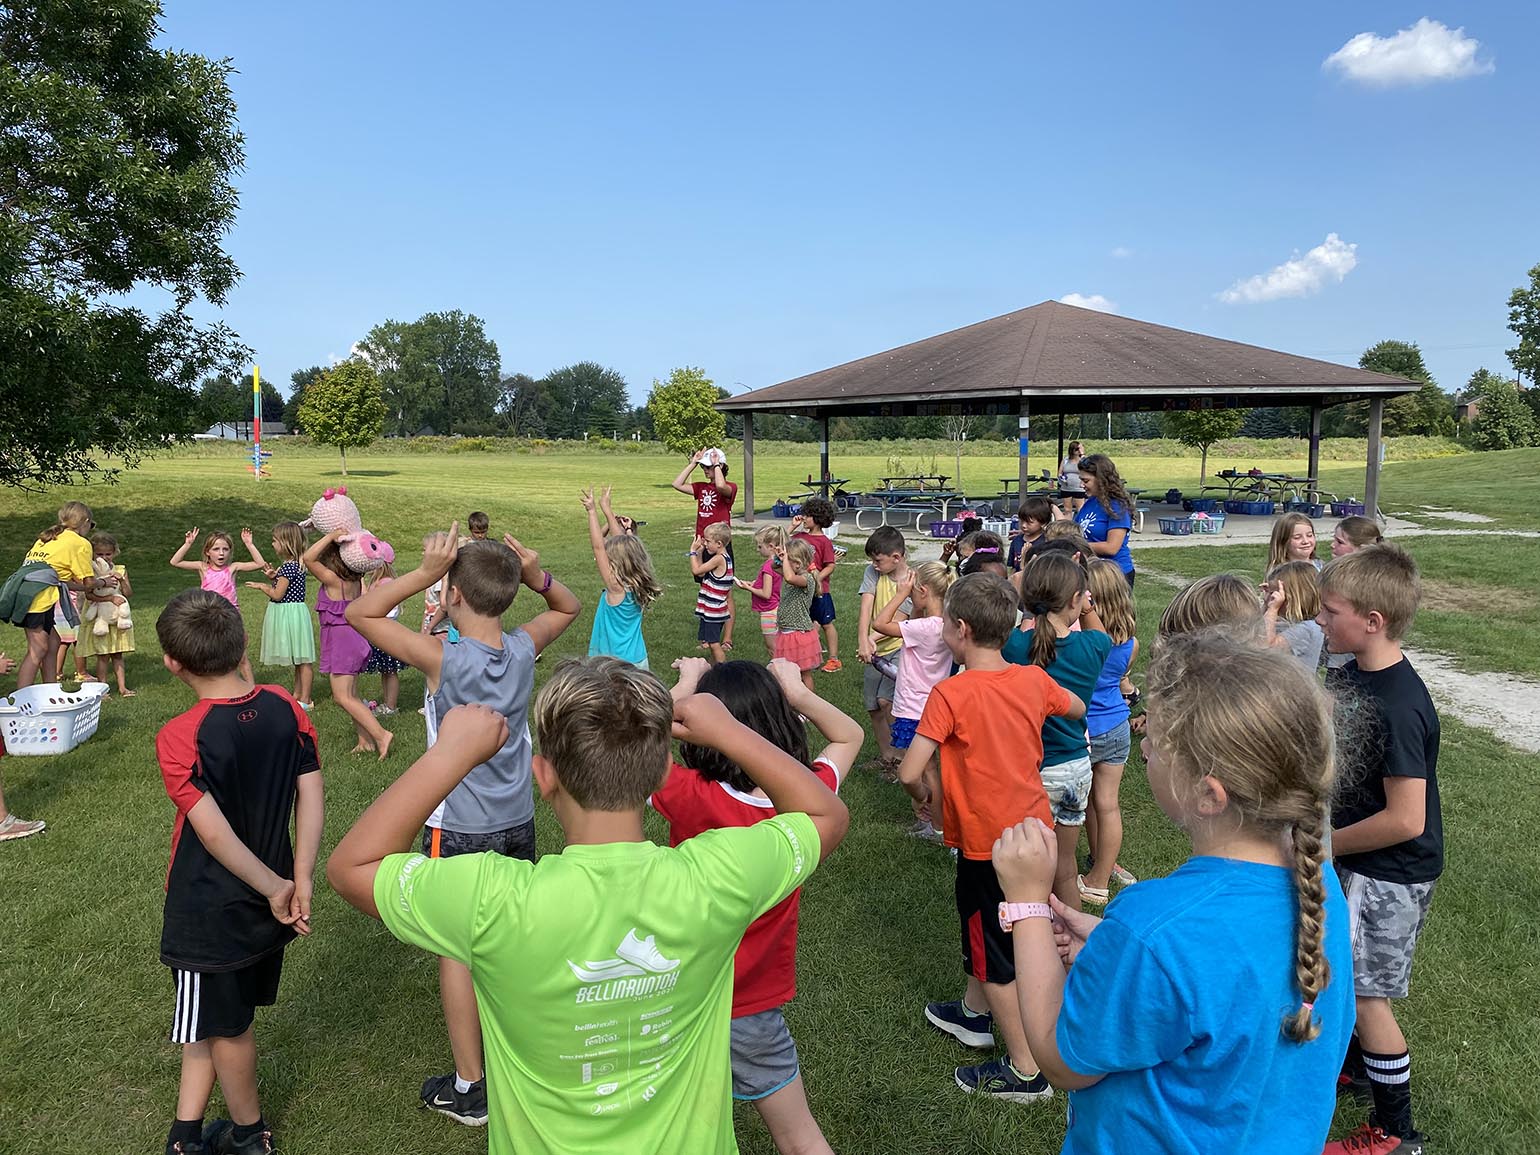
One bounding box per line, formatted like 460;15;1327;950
0;682;110;755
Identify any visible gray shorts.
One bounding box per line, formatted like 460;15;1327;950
1089;720;1131;766
1338;865;1435;999
729;1007;801;1100
1041;756;1093;825
863;661;897;711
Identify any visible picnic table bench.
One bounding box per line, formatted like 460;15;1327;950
1202;471;1322;503
878;474;951;490
853;488;962;531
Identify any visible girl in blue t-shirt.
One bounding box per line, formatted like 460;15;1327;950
990;631;1353;1155
1078;559;1139;906
582;487;662;669
1073;454;1135;584
1003;552;1112;909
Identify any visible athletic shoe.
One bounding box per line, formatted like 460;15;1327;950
201;1120;273;1154
297;701;314;712
1322;1124;1427;1154
907;820;944;844
924;999;995;1048
420;1072;489;1126
166;1139;207;1155
0;813;45;841
1110;863;1138;886
820;658;843;672
954;1058;1054;1104
1337;1070;1373;1100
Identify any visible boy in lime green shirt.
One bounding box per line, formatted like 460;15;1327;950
329;657;849;1155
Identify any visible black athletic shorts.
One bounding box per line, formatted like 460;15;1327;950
169;952;283;1044
955;855;1015;985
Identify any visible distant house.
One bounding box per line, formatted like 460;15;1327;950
1454;395;1479;423
193;420;288;440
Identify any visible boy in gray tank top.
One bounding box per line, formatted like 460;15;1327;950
347;522;581;1126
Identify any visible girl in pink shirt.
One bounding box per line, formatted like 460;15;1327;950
735;525;786;658
169;526;268;682
872;560;956;839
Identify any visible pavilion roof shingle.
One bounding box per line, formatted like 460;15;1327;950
717;300;1417;413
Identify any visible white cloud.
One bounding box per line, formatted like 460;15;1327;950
1324;18;1493;87
1110;246;1133;259
1218;234;1358;305
1059;292;1118;313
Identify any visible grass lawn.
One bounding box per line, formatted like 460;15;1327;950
1;444;1538;1153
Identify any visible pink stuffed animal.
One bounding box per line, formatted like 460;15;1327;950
301;487;395;574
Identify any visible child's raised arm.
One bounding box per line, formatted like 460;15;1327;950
169;528;204;572
871;573;913;638
301;528;347;597
687;537;720;578
778;547;810;588
346;525;453;683
599;484;624;538
582;489;624;599
769;658;864;777
185;794;308;935
672;692;849;862
233;527;269;573
329;704;509;918
504;534;581;655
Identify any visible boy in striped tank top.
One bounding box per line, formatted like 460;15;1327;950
690;522;735;663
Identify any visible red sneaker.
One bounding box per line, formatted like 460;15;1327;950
820;658;843;672
1322;1124;1426;1155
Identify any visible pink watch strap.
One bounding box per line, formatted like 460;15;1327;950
998;901;1052;932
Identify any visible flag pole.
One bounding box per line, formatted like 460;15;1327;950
252;366;262;481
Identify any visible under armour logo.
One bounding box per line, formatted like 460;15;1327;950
237;710;257;722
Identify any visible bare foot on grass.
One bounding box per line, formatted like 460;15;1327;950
375;730;393;761
350;741;376;756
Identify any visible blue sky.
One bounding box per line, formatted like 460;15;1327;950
157;2;1538;402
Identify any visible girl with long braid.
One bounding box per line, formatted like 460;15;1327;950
989;631;1353;1152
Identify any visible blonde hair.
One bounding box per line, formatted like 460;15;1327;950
784;537;815;573
1268;513;1317;570
1267;561;1321;624
909;560;955;612
1043;519;1087;543
533;657;674;809
1159;574;1263;641
271;522;306;563
1086;559;1135;644
754;525;787;553
1146;630;1335;1044
1334;515;1382;551
1319;542;1419;640
38;500;93;543
604;535;663;608
703;522;732;547
366;559;396;584
1019;553;1088;667
202;530;235;566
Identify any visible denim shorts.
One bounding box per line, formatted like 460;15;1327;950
422;820;536;862
730;1007;801;1100
1088;720;1131;766
1041;756;1093;825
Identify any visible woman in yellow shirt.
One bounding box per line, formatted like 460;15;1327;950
17;501;104;688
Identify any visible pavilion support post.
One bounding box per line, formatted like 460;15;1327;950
1018;400;1031;497
819;412;831;497
1056;413;1066;478
1307;402;1322;491
742;411;755;523
1364;397;1384;522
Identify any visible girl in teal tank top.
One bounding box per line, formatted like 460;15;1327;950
583;489;663;668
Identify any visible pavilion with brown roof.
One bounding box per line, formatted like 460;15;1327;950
717;300;1419;521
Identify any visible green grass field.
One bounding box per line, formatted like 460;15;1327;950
1;443;1538;1154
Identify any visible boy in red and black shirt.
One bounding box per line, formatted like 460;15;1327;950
154;590;324;1155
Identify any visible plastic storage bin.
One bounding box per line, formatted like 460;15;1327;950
1158;515;1195;536
982;518;1018;537
930;520;964;538
1331;501;1366;517
1189;513;1227;534
1182;498;1220;514
1223;499;1276;516
1284;500;1326;518
0;682;110;755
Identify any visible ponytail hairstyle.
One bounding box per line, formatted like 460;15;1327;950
754;524;787;554
271;521;306;563
678;661;810;793
1145;630;1335;1043
38;500;93;543
1265;561;1321;625
604;534;663;609
1158;574;1263;642
1268;512;1316;571
908;560;955;613
1018;552;1087;668
1076;454;1132;517
1335;515;1383;551
1086;559;1135;645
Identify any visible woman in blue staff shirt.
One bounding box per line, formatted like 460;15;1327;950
1076;454;1135;586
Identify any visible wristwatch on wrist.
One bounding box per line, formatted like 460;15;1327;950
998;901;1052;932
539;570;553;594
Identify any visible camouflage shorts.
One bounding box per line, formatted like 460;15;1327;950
1337;865;1435;999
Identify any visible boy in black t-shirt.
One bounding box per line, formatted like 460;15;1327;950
1317;544;1439;1155
153;590;324;1155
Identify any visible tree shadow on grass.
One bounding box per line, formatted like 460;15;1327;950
338;469;398;478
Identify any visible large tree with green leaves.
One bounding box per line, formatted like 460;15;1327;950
298;361;387;474
414;309;500;436
1467;368;1538;451
1323;341;1454;437
649;367;725;454
1507;263;1540;387
0;0;249;489
284;365;326;432
1162;408;1248;482
542;362;630;439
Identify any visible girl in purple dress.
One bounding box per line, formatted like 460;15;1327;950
302;528;393;759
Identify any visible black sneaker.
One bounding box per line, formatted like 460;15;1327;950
201;1120;273;1154
420;1072;489;1126
954;1058;1055;1104
924;999;995;1048
1337;1069;1373;1100
166;1139;207;1155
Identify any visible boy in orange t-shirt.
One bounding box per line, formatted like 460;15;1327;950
897;572;1083;1105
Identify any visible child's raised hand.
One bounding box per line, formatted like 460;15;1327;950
768;657;808;702
691;534;705;554
671;691;733;745
671;655;710;696
435;703;511;768
420;523;461;578
503;534;542;582
579;487;596;513
1262;580;1286;616
240;527;255;546
600;484;614;508
1049;894;1100;968
184;527;200;543
991;818;1057;903
895;572;915;596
